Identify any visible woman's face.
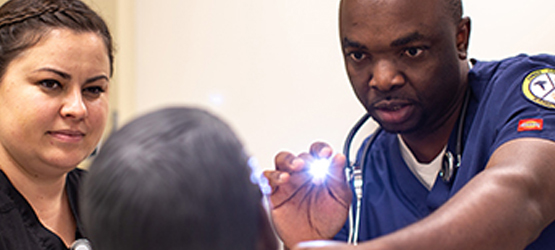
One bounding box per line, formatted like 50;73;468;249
0;28;110;176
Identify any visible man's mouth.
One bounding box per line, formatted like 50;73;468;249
372;100;414;124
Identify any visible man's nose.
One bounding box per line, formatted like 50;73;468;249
369;60;405;92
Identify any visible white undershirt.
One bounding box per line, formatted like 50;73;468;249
394;61;470;190
398;135;446;190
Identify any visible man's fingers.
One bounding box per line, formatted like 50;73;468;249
310;142;333;158
263;170;290;188
269;151;308;190
298;152;313;167
329;153;347;178
275;151;305;172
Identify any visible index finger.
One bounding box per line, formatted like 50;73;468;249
274;151;305;172
309;142;333;158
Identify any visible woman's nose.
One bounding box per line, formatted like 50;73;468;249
60;87;87;120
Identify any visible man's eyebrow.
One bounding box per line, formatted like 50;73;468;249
342;37;367;50
390;32;424;47
343;32;425;50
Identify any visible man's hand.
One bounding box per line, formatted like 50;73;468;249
263;142;352;248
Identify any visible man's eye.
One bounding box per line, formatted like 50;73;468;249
349;52;366;62
404;47;423;58
39;79;61;90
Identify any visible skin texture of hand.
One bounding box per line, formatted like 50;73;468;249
263;142;352;249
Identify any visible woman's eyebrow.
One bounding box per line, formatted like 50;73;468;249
33;67;71;79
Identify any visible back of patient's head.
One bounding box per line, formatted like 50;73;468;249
82;107;265;250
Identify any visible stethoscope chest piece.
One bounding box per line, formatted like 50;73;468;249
440;151;455;182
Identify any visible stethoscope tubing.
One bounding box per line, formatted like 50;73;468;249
343;113;376;244
346;126;381;244
342;89;469;244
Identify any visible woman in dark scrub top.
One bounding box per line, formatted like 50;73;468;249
0;0;114;249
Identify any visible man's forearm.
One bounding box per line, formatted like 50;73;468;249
358;139;555;250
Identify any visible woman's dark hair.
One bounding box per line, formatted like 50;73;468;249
82;107;265;250
0;0;114;79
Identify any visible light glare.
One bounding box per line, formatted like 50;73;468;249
309;159;331;180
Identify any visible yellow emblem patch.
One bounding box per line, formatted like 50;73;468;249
522;68;555;109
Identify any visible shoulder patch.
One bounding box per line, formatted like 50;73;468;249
518;118;543;132
522;68;555;109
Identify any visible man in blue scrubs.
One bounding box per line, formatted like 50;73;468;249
265;0;555;249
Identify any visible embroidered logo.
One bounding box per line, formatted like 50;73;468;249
518;118;544;132
522;68;555;109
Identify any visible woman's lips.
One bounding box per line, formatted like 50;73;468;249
48;130;85;143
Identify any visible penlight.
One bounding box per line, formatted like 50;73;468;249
308;159;331;181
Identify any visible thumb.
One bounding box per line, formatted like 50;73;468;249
328;153;347;182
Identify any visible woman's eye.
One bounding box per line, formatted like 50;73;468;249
39;79;61;90
83;86;105;96
404;47;424;58
349;52;366;62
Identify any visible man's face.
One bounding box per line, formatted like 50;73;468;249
340;0;468;134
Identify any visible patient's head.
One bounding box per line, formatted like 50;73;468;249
81;107;277;250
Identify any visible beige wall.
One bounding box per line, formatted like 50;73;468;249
134;0;372;170
465;1;555;59
83;0;136;130
1;0;554;171
134;0;555;170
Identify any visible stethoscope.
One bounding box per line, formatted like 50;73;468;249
70;239;92;250
342;90;470;245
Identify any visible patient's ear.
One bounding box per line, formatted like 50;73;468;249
257;204;279;250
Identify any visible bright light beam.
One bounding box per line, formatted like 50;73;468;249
308;159;331;181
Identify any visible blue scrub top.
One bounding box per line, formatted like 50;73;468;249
335;54;555;249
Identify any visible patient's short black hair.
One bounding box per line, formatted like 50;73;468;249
82;107;265;250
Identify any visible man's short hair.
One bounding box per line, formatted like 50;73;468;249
81;107;266;250
446;0;463;23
